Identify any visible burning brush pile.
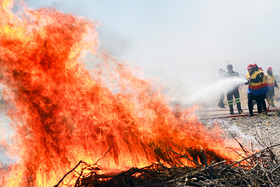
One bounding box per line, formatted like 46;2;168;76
49;143;280;186
0;1;280;186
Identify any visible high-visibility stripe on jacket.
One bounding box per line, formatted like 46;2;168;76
248;71;262;95
224;71;239;78
266;73;275;87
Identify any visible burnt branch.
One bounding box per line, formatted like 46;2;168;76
54;160;82;187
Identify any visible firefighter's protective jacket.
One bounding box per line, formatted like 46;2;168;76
265;73;278;87
247;71;263;95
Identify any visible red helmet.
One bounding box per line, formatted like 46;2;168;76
252;64;257;68
247;64;253;69
267;67;272;70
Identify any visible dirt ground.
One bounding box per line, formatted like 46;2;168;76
197;84;280;157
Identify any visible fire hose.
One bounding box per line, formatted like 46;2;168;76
198;107;280;120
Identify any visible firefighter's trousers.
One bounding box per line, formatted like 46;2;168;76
227;88;242;114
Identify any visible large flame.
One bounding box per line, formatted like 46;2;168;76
0;1;244;186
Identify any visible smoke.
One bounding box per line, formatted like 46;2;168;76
0;114;14;164
224;122;262;151
0;88;14;164
23;0;280;107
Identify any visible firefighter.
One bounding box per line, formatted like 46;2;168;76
257;65;269;113
224;64;243;115
246;64;254;116
218;68;226;108
266;67;279;107
246;64;263;116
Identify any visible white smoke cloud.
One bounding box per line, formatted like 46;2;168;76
165;77;247;106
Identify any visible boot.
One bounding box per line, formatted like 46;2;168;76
237;103;243;114
229;105;234;115
248;112;253;117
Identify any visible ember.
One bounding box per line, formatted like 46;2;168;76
0;1;246;186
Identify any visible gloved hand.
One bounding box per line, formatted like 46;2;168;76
245;81;249;85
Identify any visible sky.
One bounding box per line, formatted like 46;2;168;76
24;0;280;103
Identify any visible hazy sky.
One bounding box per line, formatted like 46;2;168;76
25;0;280;98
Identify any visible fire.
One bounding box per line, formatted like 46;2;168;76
0;1;244;186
